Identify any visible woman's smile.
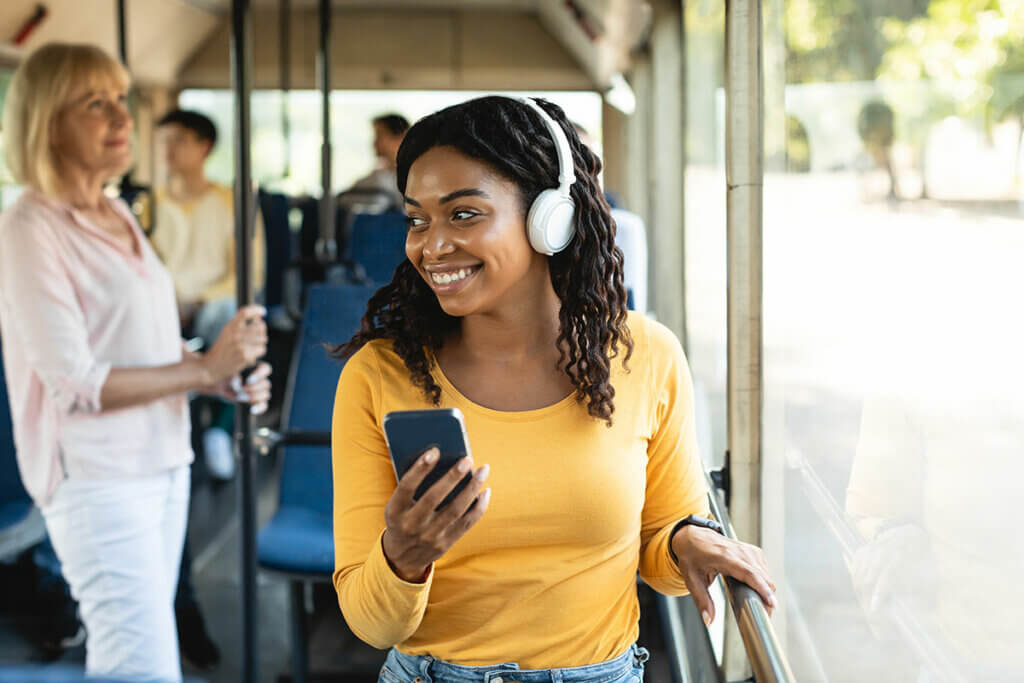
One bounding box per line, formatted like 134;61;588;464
425;264;482;294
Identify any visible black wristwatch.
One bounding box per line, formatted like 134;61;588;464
668;515;725;564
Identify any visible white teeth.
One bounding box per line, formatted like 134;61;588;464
431;267;475;285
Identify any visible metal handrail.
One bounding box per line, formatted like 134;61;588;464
253;427;331;455
703;471;796;683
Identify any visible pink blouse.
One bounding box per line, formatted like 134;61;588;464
0;190;193;505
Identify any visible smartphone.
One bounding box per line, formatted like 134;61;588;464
382;408;473;510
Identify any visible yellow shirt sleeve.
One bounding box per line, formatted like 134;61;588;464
331;344;433;649
637;321;711;595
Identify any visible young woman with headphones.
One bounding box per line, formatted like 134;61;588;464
330;96;776;682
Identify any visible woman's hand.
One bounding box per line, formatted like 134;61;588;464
671;525;777;625
381;448;491;583
199;305;268;385
200;361;272;415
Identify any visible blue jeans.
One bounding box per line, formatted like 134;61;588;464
380;644;649;683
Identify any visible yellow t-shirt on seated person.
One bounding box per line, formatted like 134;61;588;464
331;311;710;669
151;183;265;306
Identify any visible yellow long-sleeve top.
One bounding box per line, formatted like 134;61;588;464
331;312;710;668
151;183;265;305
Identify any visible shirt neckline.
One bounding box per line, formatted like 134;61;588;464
32;190;150;274
428;352;579;423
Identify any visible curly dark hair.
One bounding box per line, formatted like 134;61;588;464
331;96;632;423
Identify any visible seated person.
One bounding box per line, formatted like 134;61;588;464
152;109;266;480
609;204;648;313
572;123;648;312
344;113;410;210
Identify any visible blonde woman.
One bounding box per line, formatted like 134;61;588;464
0;44;270;681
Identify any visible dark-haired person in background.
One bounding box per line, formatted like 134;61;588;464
330;96;776;681
152;109;269;671
346;113;410;208
153;109;266;481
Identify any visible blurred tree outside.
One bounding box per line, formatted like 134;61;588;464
784;0;930;84
784;0;1024;188
879;0;1024;182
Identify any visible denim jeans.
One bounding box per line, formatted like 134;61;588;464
380;643;650;683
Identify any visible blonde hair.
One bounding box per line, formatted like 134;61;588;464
2;43;130;197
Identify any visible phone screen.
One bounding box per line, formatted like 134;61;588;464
383;408;473;509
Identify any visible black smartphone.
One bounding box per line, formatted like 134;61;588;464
382;408;473;510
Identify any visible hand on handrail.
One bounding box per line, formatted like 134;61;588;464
671;524;777;627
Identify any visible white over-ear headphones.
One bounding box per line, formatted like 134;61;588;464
516;97;577;255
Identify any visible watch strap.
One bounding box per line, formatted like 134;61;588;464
668;514;725;564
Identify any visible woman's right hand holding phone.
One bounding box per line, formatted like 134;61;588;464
382;448;491;583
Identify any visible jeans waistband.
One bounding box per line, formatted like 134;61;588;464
384;644;650;683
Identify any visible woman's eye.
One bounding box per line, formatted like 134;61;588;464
452;209;478;221
88;99;104;109
405;215;428;231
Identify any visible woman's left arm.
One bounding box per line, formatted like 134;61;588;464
638;322;775;624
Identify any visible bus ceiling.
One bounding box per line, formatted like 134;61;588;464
0;0;652;92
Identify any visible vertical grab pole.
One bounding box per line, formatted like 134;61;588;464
116;0;127;66
318;0;335;261
229;1;258;681
280;0;291;179
723;0;764;680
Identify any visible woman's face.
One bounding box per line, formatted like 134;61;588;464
53;81;133;179
404;145;549;318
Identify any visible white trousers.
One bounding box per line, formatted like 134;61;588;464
42;466;190;682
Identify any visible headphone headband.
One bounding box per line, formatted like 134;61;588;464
516;97;576;196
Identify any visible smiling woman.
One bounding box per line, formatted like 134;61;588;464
336;96;629;421
328;96;776;682
2;44;131;199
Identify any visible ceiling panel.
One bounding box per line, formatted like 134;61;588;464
1;0;221;84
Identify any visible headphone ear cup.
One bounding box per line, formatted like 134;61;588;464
527;189;576;255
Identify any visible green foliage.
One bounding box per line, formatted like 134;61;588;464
784;0;1024;150
784;0;928;84
877;0;1024;121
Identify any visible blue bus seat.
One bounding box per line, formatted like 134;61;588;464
258;189;292;311
257;283;378;575
347;211;408;284
0;337;45;561
256;283;377;683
